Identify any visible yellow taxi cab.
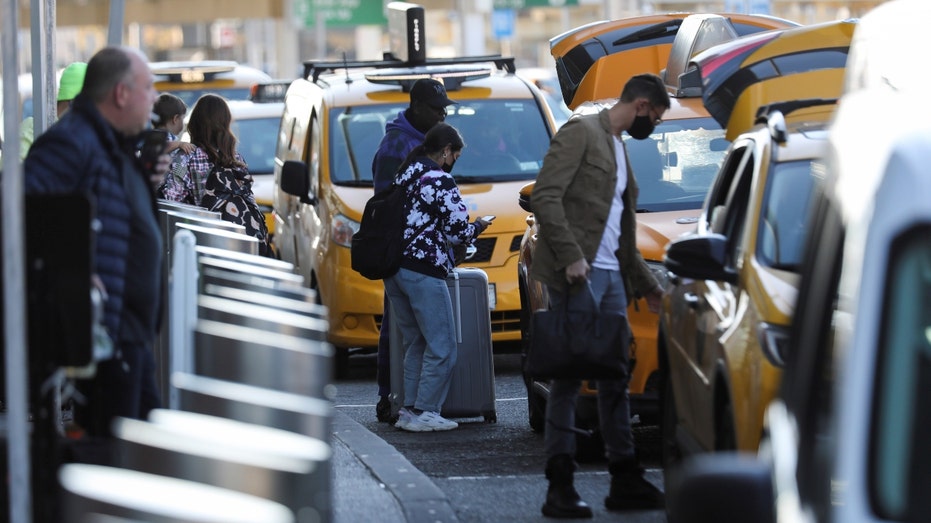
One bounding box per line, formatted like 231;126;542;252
658;19;856;484
274;3;559;374
151;60;273;108
667;3;931;521
517;13;793;456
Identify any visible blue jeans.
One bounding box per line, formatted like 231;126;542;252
543;267;634;463
384;268;457;413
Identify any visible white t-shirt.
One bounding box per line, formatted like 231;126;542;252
592;136;628;270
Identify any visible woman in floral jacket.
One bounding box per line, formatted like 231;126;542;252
386;122;493;433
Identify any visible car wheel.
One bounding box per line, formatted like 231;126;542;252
527;381;546;432
519;280;545;432
575;427;605;463
715;399;737;451
661;371;683;487
334;348;351;380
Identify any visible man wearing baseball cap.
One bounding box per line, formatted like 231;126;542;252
370;77;457;422
17;61;88;161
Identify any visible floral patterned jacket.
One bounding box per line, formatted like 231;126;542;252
396;157;482;279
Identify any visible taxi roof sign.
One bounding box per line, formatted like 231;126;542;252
388;2;426;64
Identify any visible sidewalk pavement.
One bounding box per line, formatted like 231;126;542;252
331;409;458;523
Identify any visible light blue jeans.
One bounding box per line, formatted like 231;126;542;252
384;268;457;413
543;267;635;463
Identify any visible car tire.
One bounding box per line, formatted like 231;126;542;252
661;371;683;488
527;381;546;433
334;348;350;380
575;427;605;463
715;399;737;451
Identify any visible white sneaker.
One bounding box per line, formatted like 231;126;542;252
394;407;415;431
402;411;458;432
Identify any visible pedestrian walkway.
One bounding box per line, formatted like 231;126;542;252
331;410;459;523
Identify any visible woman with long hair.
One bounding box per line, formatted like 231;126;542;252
159;94;244;205
159;93;268;254
386;122;493;432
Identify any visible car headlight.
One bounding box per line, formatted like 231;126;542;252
646;260;672;290
757;322;789;367
331;213;360;248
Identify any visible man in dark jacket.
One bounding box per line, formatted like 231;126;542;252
371;78;456;421
24;46;165;438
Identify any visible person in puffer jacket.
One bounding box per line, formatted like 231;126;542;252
385;123;493;433
25;46;165;439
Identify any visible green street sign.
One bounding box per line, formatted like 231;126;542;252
300;0;388;28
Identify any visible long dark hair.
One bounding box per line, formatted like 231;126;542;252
400;122;465;173
186;94;243;168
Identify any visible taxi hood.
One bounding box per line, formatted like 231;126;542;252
549;13;795;110
690;19;856;139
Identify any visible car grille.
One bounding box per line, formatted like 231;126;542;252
491;310;520;333
470;237;496;263
509;235;522;252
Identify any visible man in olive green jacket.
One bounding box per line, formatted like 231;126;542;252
531;74;668;519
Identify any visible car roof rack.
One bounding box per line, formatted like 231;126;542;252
303;53;516;83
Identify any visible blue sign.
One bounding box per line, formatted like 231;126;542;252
724;0;771;13
492;9;516;40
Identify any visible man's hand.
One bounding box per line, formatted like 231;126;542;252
565;258;590;285
644;286;664;314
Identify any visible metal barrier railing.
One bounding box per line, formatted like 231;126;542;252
60;202;335;522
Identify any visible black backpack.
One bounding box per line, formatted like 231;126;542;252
200;164;270;257
351;182;419;280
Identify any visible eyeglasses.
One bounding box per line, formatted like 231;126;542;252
648;105;663;126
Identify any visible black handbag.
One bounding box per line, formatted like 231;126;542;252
525;284;631;380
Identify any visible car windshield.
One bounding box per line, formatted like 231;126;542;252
232;115;280;175
757;159;818;271
164;88;252;108
328;99;553;186
622;116;728;212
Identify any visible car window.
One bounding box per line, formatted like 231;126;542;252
757;160;819;271
719;152;754;265
232;115;281;174
328;99;553;186
703;143;750;234
624;117;727;212
164;88;252;108
872;226;931;521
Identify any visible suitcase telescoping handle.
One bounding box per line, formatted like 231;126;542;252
452;270;462;344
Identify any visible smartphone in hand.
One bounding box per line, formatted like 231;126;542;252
480;215;496;222
138;129;169;174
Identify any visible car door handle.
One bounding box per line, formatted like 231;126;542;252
683;292;699;309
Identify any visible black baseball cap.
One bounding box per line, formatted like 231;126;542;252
410;78;457;108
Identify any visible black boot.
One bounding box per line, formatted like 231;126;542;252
541;454;593;519
375;396;395;423
605;457;665;510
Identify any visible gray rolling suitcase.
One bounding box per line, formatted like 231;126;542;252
389;267;497;423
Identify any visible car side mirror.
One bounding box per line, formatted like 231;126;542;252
518;182;534;213
666;453;775;523
281;160;317;205
664;234;737;284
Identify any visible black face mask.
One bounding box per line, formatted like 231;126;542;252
442;158;456;173
627;114;655;140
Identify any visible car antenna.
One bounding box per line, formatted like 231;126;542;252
343;52;352;84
